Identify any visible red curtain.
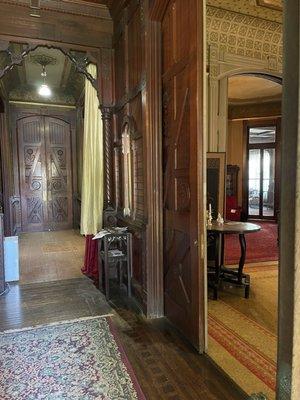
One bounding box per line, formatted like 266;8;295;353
81;235;100;285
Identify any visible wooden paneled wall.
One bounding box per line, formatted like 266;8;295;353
227;120;245;207
112;0;148;310
0;94;14;236
112;0;205;333
0;1;112;48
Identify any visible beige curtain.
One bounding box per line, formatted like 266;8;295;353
80;64;103;235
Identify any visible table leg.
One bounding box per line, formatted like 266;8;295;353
104;239;110;301
238;234;246;284
220;232;225;267
213;233;223;300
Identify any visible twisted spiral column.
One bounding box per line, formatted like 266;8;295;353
101;106;114;211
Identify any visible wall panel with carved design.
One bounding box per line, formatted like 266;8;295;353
10;105;77;233
112;0;147;310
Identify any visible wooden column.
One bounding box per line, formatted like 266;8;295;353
145;18;164;318
101;105;116;226
277;0;300;398
0;105;12;236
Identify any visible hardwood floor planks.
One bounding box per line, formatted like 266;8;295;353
0;278;246;400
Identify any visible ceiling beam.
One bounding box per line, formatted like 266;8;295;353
60;57;72;90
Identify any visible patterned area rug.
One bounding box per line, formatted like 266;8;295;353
208;264;278;400
225;222;278;264
0;316;145;400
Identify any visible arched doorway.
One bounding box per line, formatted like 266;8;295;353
0;42;102;235
207;71;282;399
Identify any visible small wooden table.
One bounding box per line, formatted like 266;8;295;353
97;231;132;301
207;221;261;299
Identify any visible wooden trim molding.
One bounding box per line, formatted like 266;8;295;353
0;109;11;235
148;0;169;21
144;18;164;318
0;0;112;19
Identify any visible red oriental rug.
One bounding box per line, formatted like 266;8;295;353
225;222;278;265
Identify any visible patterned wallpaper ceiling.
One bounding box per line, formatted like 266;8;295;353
207;0;282;23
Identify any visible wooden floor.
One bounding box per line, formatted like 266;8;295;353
0;278;247;400
19;230;85;284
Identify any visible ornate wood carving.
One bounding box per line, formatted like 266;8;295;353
0;42;101;101
45;117;73;229
17;115;73;232
114;76;146;112
9;195;21;235
102;105;117;226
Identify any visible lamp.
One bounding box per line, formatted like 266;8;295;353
38;65;51;97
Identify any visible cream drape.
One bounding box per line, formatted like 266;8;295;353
80;64;103;235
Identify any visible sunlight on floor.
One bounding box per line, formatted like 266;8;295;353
19;230;85;284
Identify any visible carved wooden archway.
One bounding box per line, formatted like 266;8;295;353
0;38;115;235
0;40;101;102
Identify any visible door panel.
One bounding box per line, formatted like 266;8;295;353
162;0;204;350
17;116;47;232
17;115;73;232
45;117;73;230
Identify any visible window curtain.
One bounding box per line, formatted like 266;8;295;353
81;64;103;282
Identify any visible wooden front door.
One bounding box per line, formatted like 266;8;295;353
162;0;205;350
18;115;73;232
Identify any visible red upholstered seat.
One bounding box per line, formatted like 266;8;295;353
226;195;242;221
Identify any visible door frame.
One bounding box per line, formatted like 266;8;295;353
11;105;77;233
243;118;281;221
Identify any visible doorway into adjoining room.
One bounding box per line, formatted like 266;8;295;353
207;73;282;400
0;44;92;285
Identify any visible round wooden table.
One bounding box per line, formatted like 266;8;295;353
207;221;261;299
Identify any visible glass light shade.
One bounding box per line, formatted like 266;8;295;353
38;84;51;97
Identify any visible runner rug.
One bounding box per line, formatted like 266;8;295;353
208;265;278;400
0;316;145;400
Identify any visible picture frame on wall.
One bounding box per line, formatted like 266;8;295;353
207;152;226;219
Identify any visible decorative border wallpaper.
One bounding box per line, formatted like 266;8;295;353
207;6;283;66
207;0;282;23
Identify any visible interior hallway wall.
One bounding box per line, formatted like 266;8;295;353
227;120;244;207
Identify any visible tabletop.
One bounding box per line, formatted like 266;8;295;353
207;221;261;234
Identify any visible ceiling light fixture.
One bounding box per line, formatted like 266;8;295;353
38;65;52;97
